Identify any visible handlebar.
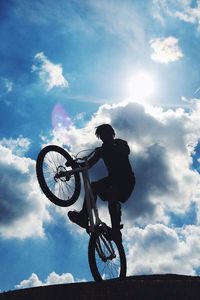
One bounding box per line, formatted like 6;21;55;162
65;149;97;167
75;149;96;162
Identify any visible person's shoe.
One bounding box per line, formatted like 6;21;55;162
68;211;88;229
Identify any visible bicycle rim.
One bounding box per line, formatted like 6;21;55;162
36;145;80;207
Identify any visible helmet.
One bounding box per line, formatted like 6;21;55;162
95;124;115;138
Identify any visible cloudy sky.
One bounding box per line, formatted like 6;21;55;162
0;0;200;291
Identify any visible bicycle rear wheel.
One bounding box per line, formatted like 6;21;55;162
36;145;81;207
88;232;126;281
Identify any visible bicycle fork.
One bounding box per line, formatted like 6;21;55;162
95;234;116;262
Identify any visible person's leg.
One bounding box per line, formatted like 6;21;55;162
109;199;122;243
108;200;121;231
68;178;109;228
102;186;122;243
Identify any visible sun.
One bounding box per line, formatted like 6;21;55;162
126;71;156;103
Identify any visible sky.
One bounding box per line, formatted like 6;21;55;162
0;0;200;292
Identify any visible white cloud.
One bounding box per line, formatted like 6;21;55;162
0;138;51;239
32;52;69;91
15;273;42;289
15;271;84;289
125;223;200;276
152;0;200;30
45;272;74;285
74;112;86;121
150;36;184;63
0;136;31;157
5;79;13;93
0;78;13;96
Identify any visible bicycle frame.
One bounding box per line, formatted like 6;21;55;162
61;163;102;233
66;165;117;256
81;166;102;232
63;164;118;260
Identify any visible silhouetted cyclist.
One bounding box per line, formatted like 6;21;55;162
68;124;135;243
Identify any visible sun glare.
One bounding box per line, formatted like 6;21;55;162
126;71;156;103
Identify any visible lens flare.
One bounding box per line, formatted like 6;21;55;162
52;104;71;130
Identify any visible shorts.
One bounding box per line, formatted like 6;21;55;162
91;175;135;203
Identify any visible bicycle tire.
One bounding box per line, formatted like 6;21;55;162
36;145;81;207
88;232;126;281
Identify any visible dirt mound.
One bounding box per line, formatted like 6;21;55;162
1;274;200;300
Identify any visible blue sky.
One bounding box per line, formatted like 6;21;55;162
0;0;200;291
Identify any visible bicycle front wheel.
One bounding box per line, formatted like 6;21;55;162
88;232;126;281
36;145;81;207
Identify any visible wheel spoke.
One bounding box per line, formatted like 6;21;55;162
42;151;73;201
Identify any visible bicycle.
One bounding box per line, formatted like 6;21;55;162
36;145;127;281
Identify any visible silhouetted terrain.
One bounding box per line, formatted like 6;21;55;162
1;274;200;300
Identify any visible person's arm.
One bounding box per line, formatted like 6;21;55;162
85;147;101;168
